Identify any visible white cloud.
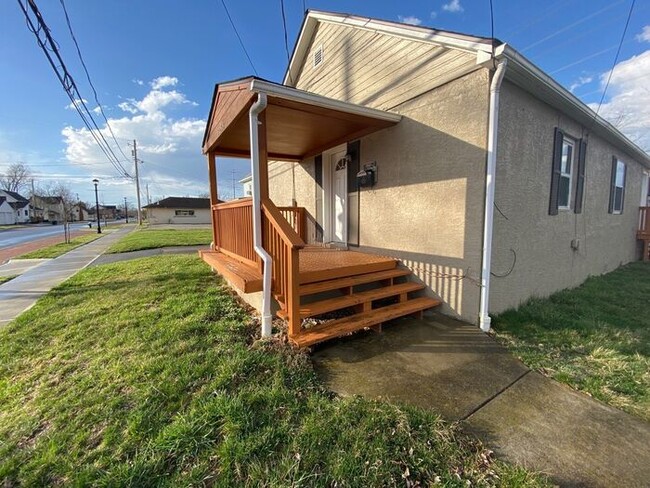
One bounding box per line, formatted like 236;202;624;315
65;98;88;110
430;11;437;19
61;76;211;201
636;25;650;43
92;106;103;115
569;75;593;93
398;15;422;26
150;76;178;90
132;79;144;86
588;49;650;150
442;0;463;13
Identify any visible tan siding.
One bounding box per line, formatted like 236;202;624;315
490;80;646;313
294;21;478;110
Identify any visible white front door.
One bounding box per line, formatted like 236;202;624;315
330;149;348;244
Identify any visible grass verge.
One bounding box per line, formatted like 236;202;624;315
493;262;650;421
107;228;211;254
0;255;547;486
0;275;17;285
16;233;103;259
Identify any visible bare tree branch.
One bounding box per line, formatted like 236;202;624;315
0;163;31;193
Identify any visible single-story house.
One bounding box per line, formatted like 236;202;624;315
199;10;650;347
144;197;215;224
0;190;30;223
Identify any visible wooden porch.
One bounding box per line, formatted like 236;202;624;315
200;77;439;346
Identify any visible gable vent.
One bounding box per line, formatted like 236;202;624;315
313;45;323;68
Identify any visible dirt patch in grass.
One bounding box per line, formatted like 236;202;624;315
0;255;548;486
493;262;650;421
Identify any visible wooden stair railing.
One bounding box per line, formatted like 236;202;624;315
277;206;306;241
261;198;305;337
212;198;258;267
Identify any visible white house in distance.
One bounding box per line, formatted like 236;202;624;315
239;175;253;197
0;190;30;224
143;197;216;224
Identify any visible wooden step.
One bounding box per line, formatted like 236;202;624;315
198;250;262;293
290;297;442;348
299;268;412;296
278;282;425;320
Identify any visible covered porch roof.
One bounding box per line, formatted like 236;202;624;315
202;77;401;161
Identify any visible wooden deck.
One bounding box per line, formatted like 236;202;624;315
200;246;398;292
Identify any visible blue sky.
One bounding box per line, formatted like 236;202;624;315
0;0;648;204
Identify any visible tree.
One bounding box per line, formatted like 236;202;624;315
0;163;31;193
37;181;76;220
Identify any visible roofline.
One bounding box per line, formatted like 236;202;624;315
499;46;650;167
283;9;495;86
283;10;649;167
250;78;402;123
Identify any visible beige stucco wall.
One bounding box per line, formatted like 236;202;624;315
148;208;211;225
490;80;648;313
269;69;491;323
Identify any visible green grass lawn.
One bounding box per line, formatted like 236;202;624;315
0;275;17;285
493;262;650;421
16;233;103;259
107;228;211;253
0;255;547;487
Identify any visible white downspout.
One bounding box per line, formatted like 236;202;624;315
479;59;507;333
249;92;273;337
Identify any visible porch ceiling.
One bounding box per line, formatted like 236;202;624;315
202;77;401;161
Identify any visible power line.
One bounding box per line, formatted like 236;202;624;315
219;0;258;75
591;0;636;125
16;0;131;179
280;0;291;62
58;0;131;165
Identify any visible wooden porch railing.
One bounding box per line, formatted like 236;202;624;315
638;207;650;238
212;197;306;337
278;206;306;241
212;198;259;267
262;198;305;337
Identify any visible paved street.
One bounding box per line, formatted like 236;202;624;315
0;223;89;249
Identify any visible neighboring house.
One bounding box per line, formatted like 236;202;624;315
199;11;650;347
100;205;118;220
0;190;30;223
143;197;215;224
31;195;65;223
0;197;14;225
70;202;89;221
240;175;253;196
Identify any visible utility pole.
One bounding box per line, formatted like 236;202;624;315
131;139;143;225
124;196;128;223
145;183;151;206
232;170;236;200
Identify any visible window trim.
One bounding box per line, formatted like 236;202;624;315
174;209;195;217
611;158;626;215
557;136;575;211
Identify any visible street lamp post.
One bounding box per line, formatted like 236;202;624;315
124;196;128;223
92;179;102;234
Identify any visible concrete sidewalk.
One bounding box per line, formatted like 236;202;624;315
0;226;133;325
312;314;650;487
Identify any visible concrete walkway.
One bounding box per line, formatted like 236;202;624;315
0;258;50;277
0;226;133;325
312;314;650;487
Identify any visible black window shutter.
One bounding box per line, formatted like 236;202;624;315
347;140;360;246
549;127;564;215
574;139;587;214
608;157;617;214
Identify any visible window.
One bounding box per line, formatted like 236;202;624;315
609;158;626;214
174;209;195;216
313;45;323;68
558;137;575;210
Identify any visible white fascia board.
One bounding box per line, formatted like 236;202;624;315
500;46;650;168
283;16;318;86
250;79;402;123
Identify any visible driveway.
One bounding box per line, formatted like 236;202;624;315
312;314;650;487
